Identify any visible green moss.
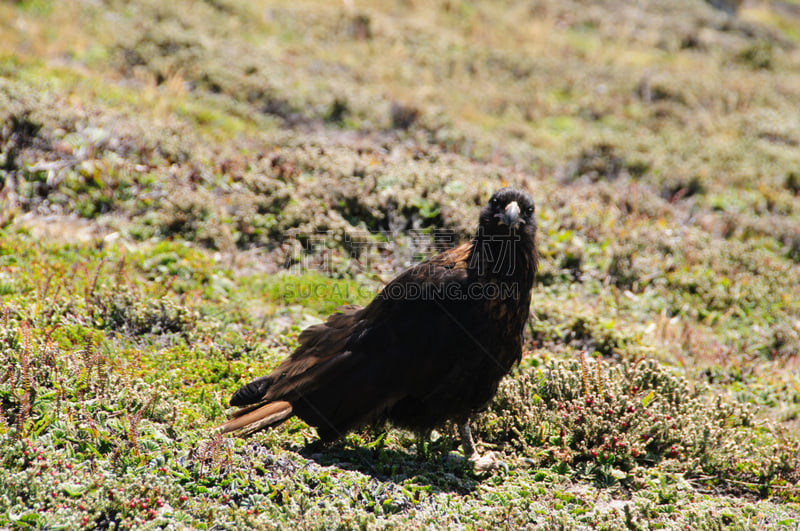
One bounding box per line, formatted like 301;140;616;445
0;0;799;526
250;273;374;316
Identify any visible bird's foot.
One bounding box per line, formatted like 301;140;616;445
468;451;506;473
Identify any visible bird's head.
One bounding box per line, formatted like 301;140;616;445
478;188;537;236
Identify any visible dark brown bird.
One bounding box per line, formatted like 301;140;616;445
220;188;538;469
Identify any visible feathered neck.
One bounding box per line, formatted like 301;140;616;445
468;228;538;286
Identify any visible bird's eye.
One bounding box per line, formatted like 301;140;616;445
490;197;500;208
525;206;534;216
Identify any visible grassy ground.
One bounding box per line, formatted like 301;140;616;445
1;0;799;528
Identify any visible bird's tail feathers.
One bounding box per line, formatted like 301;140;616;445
217;400;294;437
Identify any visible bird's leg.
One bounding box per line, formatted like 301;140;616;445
459;421;501;472
458;422;479;459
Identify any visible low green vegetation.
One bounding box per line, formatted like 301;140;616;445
1;0;799;528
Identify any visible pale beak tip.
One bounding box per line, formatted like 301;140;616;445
502;201;521;227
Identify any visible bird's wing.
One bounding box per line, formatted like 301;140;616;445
228;242;475;409
229;304;366;407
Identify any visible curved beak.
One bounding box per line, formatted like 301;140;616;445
498;201;522;228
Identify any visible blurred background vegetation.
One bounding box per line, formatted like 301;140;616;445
1;0;799;528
